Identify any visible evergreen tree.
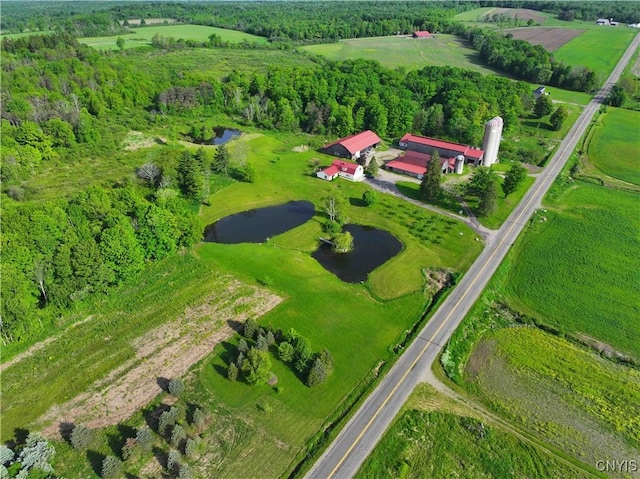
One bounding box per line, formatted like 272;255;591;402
228;362;239;381
212;144;230;176
420;150;442;201
177;150;203;200
70;424;94;450
502;162;527;198
101;455;122;479
278;341;294;362
478;177;498;217
243;318;258;340
135;428;153;452
168;378;185;397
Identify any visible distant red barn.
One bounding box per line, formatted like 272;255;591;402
412;31;431;38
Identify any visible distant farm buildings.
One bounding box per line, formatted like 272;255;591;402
596;18;619;26
321;130;382;161
316;159;364;182
387;117;503;179
412;31;432;38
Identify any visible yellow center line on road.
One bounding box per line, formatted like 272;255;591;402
324;109;588;478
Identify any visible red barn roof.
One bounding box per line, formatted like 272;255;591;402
387;151;455;175
400;134;484;160
321;165;340;176
331;159;360;175
324;130;382;155
413;31;431;38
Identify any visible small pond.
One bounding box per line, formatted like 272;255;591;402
204;200;315;244
312;224;403;283
191;127;241;145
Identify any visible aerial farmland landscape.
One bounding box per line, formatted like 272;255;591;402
1;1;638;478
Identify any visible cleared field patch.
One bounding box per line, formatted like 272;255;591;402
301;35;500;75
505;183;640;358
0;30;55;39
588;107;640;185
465;328;640;468
480;7;547;24
553;28;637;78
79;24;268;50
505;27;584;52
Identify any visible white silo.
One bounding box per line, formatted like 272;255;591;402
482;116;503;166
455;155;464;174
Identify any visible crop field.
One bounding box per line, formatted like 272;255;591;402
356;409;592;479
301;35;499;75
505;27;584;52
553;28;637;79
465;327;640;470
504;182;640;358
588;107;640;185
456;7;604;29
79;24;268;50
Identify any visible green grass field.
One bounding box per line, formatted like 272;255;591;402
553;28;637;79
301;35;500;75
465;327;640;465
356;408;594;479
505;183;640;358
0;30;55;39
79;24;268;50
588;107;640;185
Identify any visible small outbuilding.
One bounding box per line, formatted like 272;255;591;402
316;160;364;182
385;151;456;179
322;130;382;161
412;31;431;38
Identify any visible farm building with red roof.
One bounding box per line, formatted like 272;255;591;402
412;31;431;38
316;159;364;182
399;134;484;165
386;151;459;179
322;130;382;161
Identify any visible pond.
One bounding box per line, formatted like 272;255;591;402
203;201;315;244
191;127;241;146
312;224;403;283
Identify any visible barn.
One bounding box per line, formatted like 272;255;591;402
412;31;431;38
399;134;484;165
322;130;382;161
386;150;456;179
316;164;340;181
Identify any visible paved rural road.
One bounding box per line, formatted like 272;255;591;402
305;32;640;479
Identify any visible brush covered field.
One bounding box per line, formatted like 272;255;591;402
79;24;268;50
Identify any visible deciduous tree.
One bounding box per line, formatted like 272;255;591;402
502;162;527;198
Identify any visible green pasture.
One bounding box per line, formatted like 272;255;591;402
505;183;640;358
356;408;593;479
466;327;640;463
301;35;499;75
455;7;605;29
588;107;640;185
553;28;637;79
79;24;268;50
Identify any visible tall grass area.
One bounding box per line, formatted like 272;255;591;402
301;35;499;75
79;24;268;50
588;107;640;185
463;327;640;466
553;28;637;79
356;409;591;478
505;183;640;358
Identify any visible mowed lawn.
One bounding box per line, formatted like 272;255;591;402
504;183;640;358
79;24;268;50
589;107;640;185
553;28;637;79
301;35;500;74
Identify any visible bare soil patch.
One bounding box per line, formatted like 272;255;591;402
482;8;547;23
38;280;281;437
505;27;584;52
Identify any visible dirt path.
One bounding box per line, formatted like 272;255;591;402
36;282;282;437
